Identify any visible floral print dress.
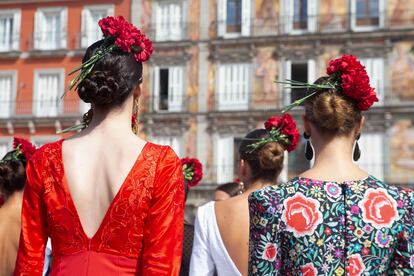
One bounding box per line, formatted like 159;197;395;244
248;176;414;275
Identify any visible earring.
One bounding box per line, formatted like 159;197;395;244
304;132;313;161
132;98;140;135
238;181;245;195
82;108;93;129
353;134;361;162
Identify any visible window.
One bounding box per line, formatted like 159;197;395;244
218;0;251;37
284;60;316;105
358;133;384;179
360;58;384;104
283;0;317;33
217;63;249;110
81;5;114;48
152;136;181;156
215;136;234;183
153;66;184;112
351;0;383;30
155;1;183;41
0;10;20;52
34;8;67;50
0;72;16;118
34;70;64;117
0;139;12;159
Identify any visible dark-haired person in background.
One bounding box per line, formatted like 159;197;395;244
0;138;36;275
190;114;300;276
214;182;243;201
14;16;184;276
249;55;414;275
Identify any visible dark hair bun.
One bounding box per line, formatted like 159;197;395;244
306;77;362;135
0;161;26;196
258;142;284;172
77;40;143;109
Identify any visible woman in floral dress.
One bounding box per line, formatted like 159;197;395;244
248;55;414;275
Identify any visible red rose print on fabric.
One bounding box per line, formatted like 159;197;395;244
282;192;323;237
347;254;366;276
359;188;399;229
262;243;277;262
301;263;317;276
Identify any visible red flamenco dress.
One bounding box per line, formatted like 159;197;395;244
14;140;185;275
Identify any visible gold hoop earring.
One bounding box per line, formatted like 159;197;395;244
132;98;140;135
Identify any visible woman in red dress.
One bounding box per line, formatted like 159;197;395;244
14;16;185;276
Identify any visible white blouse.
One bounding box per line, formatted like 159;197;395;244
189;201;241;276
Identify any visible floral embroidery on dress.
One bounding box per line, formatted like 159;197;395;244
249;176;414;275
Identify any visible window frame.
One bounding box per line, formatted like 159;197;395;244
33;69;65;117
0;70;17;118
351;0;384;31
34;7;67;50
217;0;251;38
81;4;114;49
281;0;317;35
152;65;186;112
0;9;21;52
151;136;182;156
154;0;185;42
216;62;251;111
282;59;316;106
0;137;13;160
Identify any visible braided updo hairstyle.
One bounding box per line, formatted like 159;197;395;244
77;39;143;109
305;76;362;136
239;129;285;183
0;158;26;198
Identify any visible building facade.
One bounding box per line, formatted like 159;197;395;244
1;0;414;209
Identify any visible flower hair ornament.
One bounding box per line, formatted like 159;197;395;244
247;113;300;154
0;137;37;164
181;158;203;188
278;55;379;113
59;16;153;133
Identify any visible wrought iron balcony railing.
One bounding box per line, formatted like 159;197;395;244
0;99;84;119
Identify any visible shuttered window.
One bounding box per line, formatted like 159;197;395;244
81;5;114;48
34;71;63;117
0;73;15;118
34;8;67;50
217;63;249;110
0;10;20;51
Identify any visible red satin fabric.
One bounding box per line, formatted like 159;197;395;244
14;140;185;275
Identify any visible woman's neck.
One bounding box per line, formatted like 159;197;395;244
84;96;134;136
244;179;273;194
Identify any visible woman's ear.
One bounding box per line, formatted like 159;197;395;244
355;116;365;137
302;115;312;136
133;84;141;99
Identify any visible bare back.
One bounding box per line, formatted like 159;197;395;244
215;194;250;276
62;133;146;238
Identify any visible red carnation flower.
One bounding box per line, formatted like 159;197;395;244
263;113;299;152
98;16;153;62
327;54;378;110
13;137;37;161
181;158;203;188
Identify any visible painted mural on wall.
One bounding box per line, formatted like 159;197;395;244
388;0;414;28
318;0;347;32
254;0;279;35
253;47;279;108
390;42;414;102
389;119;414;184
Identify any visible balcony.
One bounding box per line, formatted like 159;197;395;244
145;21;194;43
212;10;414;40
29;32;67;57
0;33;20;58
0;99;83;119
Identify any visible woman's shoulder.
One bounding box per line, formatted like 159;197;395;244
146;142;179;162
30;140;62;163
